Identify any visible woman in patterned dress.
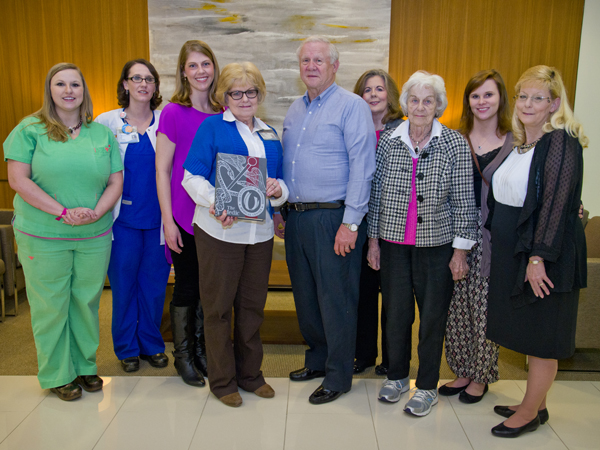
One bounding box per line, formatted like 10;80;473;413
440;70;512;403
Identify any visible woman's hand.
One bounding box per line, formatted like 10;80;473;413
449;248;469;281
209;203;237;228
63;207;97;226
525;258;554;298
164;221;183;253
366;238;380;271
266;177;282;199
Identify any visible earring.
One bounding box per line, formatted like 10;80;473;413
126;89;129;95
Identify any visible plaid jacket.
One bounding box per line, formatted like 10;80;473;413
367;122;477;247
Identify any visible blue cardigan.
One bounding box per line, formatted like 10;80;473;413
183;114;284;186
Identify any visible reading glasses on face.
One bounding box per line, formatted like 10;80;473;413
127;76;156;84
227;89;259;100
514;94;551;104
300;58;325;66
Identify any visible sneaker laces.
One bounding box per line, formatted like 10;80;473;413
382;378;403;388
409;387;436;401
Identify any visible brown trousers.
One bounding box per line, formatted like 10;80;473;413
194;226;273;398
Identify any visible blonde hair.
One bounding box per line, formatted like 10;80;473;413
170;40;221;111
353;69;403;124
29;63;93;143
215;62;267;107
512;65;588;148
400;70;448;118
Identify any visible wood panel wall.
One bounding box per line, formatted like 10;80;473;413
389;0;585;130
0;0;149;208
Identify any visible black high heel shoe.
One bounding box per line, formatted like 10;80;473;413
458;384;488;404
494;405;549;424
491;415;540;438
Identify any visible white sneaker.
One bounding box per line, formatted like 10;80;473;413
404;388;438;416
378;376;410;403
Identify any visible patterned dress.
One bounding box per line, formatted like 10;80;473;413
444;148;500;384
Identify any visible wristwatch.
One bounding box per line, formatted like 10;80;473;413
343;223;358;232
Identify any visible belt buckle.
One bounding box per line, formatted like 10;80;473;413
295;202;307;212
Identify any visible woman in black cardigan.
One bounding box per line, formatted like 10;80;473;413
486;65;588;438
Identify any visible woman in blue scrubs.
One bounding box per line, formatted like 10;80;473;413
96;59;170;372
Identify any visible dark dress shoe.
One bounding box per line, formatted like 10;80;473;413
353;360;375;374
140;353;169;368
121;356;140;372
309;385;345;405
375;364;388;376
458;384;488;404
76;375;103;392
289;367;326;381
491;415;540;438
438;382;469;397
50;381;82;401
494;405;549;424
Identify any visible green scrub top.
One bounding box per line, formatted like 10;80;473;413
3;117;124;238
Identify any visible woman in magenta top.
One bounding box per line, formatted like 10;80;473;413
156;40;222;387
351;69;403;376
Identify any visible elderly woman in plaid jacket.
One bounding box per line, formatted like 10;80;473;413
367;70;477;417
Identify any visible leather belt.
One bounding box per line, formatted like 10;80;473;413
286;200;345;212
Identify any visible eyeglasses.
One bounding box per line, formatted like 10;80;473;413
514;94;551;104
227;89;259;100
300;57;325;66
127;76;156;84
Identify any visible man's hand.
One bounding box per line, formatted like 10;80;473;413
334;224;358;257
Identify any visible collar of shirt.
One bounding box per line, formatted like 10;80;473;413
390;119;442;158
302;82;338;106
222;109;271;133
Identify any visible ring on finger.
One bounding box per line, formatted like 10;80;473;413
539;283;545;287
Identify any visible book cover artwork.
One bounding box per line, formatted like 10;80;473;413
214;153;267;222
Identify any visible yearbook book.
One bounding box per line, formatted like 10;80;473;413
214;153;267;222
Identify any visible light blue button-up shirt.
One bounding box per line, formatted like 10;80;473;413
282;83;376;225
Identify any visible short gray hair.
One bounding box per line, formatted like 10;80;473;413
296;35;339;64
400;70;448;118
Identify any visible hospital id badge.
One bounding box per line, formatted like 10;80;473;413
117;126;139;144
258;129;279;141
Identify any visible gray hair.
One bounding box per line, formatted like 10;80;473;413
296;35;340;64
400;70;448;118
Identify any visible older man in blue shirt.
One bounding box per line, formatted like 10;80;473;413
282;36;376;404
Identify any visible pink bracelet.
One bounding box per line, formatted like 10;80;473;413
55;208;67;221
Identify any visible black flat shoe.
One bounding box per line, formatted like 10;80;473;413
458;384;488;404
375;364;388;376
289;367;326;381
50;381;82;401
438;382;469;396
140;353;169;368
494;405;549;424
491;415;540;438
76;375;103;392
308;385;346;405
121;356;140;372
353;360;375;374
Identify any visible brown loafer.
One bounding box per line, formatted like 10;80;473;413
254;384;275;398
219;392;243;407
76;375;104;392
50;381;82;401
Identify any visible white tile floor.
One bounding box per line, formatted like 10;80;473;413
0;376;599;450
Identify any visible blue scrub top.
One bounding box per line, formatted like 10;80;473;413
116;114;161;229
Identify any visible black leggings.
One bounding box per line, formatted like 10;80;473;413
170;219;201;308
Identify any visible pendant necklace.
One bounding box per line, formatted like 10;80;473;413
68;119;83;134
409;126;432;154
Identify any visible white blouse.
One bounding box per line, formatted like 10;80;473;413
492;147;535;207
182;109;288;245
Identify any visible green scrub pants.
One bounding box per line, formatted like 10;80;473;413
15;232;112;389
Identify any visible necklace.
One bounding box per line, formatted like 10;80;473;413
68;119;83;134
409;125;432;153
516;138;540;154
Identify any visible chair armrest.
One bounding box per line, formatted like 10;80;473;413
0;224;16;296
0;209;14;226
576;258;600;348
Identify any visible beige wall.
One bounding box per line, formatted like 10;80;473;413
577;0;600;217
0;0;150;208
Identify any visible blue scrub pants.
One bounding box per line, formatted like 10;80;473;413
15;232;112;389
108;222;170;359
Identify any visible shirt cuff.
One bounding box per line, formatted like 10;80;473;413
342;207;365;227
269;179;289;207
453;237;476;250
182;170;215;208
